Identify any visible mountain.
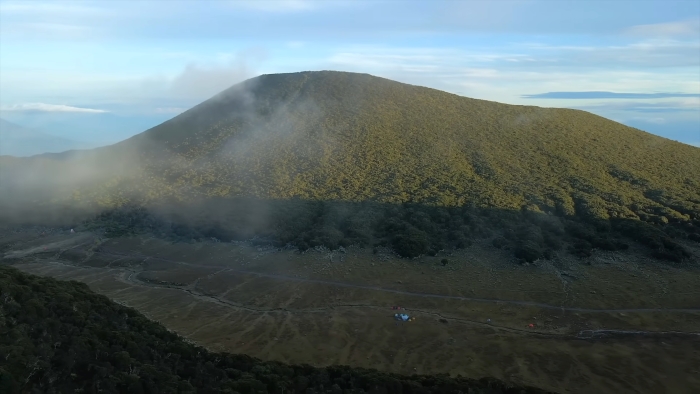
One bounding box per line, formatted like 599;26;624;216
1;71;699;262
127;71;700;212
0;110;176;147
0;118;90;157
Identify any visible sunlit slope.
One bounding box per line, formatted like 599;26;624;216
4;71;700;224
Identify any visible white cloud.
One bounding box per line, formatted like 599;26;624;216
0;1;106;39
676;97;700;108
632;117;666;124
330;38;700;74
0;103;108;113
0;1;104;16
324;45;700;120
623;18;700;38
140;48;267;100
431;0;532;31
2;22;93;39
574;99;700;112
154;107;188;114
521;39;700;68
222;0;317;12
327;46;695;91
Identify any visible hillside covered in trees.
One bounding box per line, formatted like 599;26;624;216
0;265;552;393
0;71;698;263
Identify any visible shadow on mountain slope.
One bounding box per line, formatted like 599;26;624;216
2;196;697;266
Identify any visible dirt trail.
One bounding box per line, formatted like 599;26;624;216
2;233;95;259
95;248;700;315
31;258;700;342
4;237;700;315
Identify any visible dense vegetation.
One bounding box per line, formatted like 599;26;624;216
0;265;552;393
80;197;698;263
1;71;698;263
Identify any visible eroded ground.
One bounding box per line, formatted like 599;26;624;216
2;227;700;394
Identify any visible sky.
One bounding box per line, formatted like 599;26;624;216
0;0;698;147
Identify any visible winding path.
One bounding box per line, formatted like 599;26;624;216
94;248;700;315
35;258;700;341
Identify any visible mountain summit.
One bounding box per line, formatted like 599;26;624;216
129;71;698;216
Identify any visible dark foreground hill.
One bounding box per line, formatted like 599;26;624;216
0;71;699;262
0;265;552;394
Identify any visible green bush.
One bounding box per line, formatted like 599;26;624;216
392;226;430;258
492;237;508;249
515;241;544;263
569;240;593;258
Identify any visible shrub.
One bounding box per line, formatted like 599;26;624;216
391;227;430;258
492;237;508;249
514;241;544;263
456;238;473;248
543;233;562;250
591;237;619;251
651;249;689;263
565;221;595;241
569;240;592;258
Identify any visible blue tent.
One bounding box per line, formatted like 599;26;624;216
395;313;410;321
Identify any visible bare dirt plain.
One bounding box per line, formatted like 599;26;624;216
2;227;700;394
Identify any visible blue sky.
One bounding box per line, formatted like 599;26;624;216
0;0;698;146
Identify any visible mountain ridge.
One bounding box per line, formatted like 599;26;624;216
0;118;90;157
3;71;699;217
128;71;699;214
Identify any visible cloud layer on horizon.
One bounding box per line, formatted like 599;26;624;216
522;92;700;99
0;103;108;113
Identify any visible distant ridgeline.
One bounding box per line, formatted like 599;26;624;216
0;266;553;394
1;71;699;263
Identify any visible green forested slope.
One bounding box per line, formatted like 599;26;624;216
116;71;700;219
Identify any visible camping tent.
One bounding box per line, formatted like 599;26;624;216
395;313;410;322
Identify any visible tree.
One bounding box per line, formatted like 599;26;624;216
392;226;429;258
